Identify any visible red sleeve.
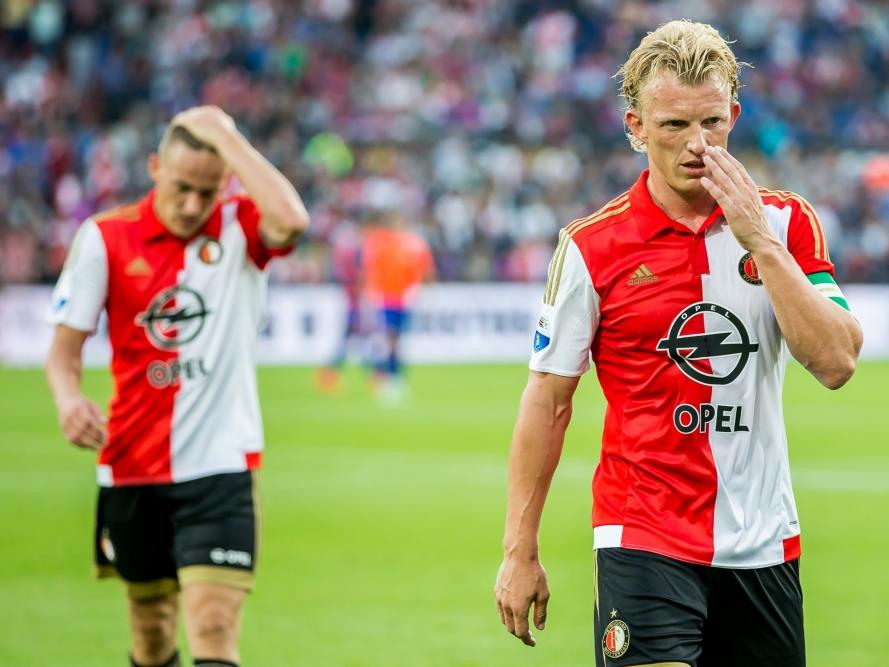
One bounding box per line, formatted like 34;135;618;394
784;195;835;277
234;195;295;270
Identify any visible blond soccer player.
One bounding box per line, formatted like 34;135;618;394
495;20;861;667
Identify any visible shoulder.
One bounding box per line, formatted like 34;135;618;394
88;201;144;250
91;201;142;229
224;192;251;206
224;192;256;213
759;186;830;262
564;190;633;244
65;216;107;265
220;193;262;233
757;185;825;232
757;187;820;219
543;192;631;299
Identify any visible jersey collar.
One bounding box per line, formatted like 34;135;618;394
630;169;725;240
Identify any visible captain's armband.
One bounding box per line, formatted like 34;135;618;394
807;272;849;311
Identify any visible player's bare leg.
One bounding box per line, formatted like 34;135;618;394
128;593;179;666
182;583;247;664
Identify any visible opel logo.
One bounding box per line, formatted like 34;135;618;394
136;286;210;350
657;302;759;386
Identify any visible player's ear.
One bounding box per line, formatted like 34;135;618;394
148;153;160;184
729;101;741;129
625;108;646;145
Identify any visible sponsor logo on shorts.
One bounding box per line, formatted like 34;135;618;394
210;548;252;567
738;252;763;285
100;528;116;563
537;315;550;333
533;331;551;352
602;618;630;659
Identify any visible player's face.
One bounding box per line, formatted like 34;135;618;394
148;142;227;238
626;72;740;200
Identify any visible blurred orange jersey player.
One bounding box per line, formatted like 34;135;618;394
363;215;434;308
361;210;434;395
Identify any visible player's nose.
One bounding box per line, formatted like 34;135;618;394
687;125;707;155
181;192;202;216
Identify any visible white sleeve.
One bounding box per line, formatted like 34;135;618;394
47;219;108;333
529;233;600;377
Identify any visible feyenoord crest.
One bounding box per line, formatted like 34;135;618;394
136;286;210;349
657;302;759;386
198;237;224;265
602;619;630;659
738;252;762;285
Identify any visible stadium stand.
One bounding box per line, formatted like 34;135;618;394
1;0;888;285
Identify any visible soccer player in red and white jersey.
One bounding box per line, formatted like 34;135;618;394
495;21;863;667
46;106;309;667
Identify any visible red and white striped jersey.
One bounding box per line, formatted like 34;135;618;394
531;170;843;568
50;191;291;487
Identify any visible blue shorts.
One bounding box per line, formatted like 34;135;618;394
380;307;409;334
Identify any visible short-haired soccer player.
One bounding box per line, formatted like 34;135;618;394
46;106;309;667
495;20;862;667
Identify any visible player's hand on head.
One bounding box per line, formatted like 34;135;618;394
495;556;550;647
700;145;774;252
58;395;107;451
171;105;237;148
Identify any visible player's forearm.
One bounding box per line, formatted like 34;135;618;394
214;131;310;246
45;341;84;411
753;239;862;389
502;379;573;559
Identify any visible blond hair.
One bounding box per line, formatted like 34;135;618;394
158;124;217;157
616;20;748;152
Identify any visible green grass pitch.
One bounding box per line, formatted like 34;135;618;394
1;362;887;666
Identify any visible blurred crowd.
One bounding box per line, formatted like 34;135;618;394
2;0;889;285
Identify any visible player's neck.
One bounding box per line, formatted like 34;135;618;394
646;175;715;233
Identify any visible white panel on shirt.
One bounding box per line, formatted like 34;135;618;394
47;219;108;332
170;201;266;482
702;207;799;568
529;238;600;377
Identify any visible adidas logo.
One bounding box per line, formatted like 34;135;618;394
124;256;151;276
628;263;658;286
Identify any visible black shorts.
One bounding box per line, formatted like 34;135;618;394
95;471;258;599
594;547;804;667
